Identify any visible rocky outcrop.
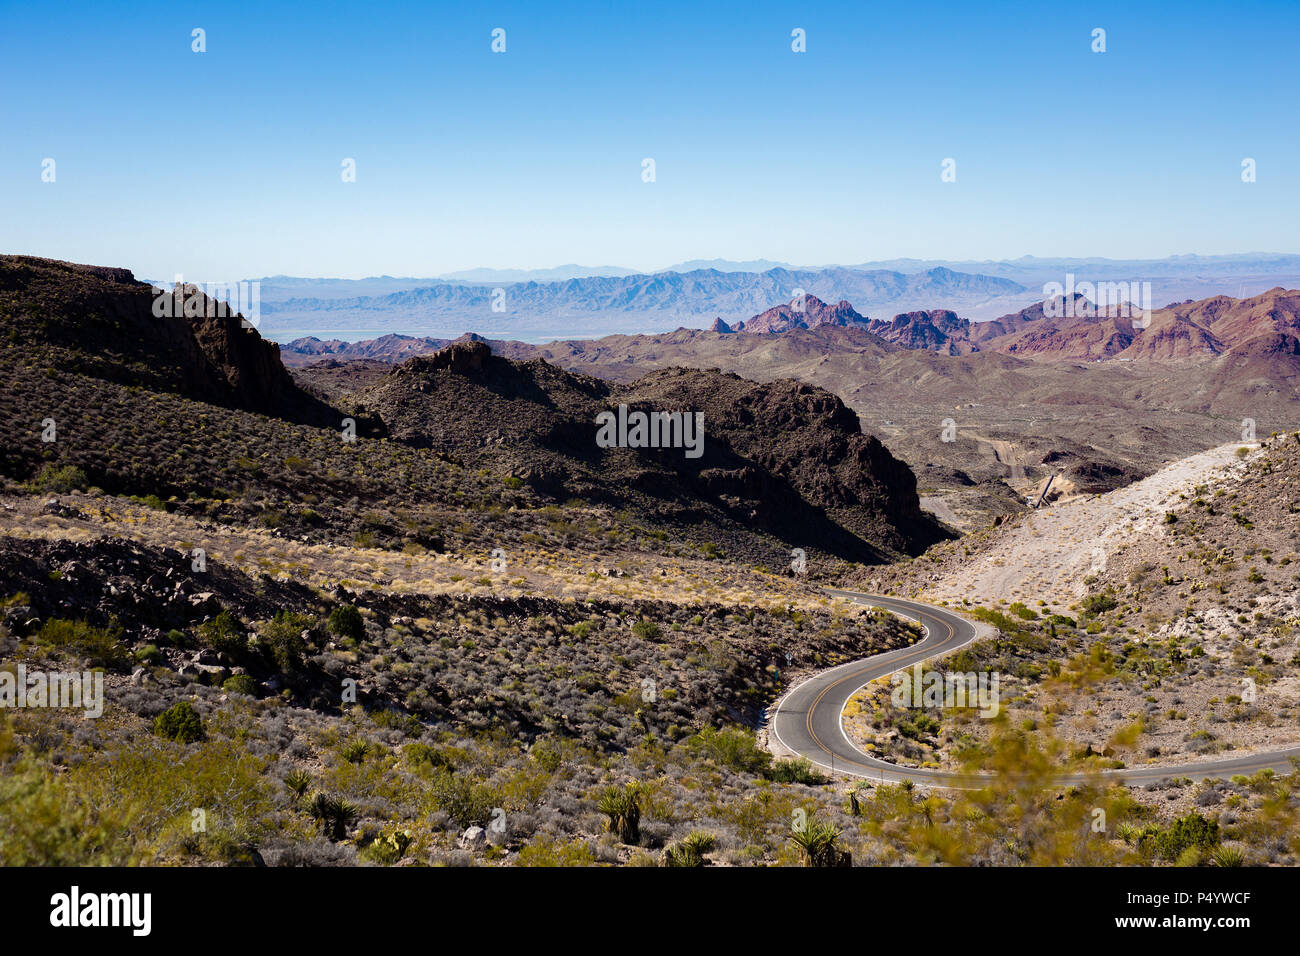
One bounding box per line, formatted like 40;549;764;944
0;256;338;426
742;295;869;334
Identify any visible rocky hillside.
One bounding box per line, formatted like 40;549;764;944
0;257;944;566
0;256;335;426
280;333;452;367
341;340;949;561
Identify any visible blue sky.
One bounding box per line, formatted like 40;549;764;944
2;0;1297;280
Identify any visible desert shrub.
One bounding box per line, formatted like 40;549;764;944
31;463;88;493
688;725;772;776
222;674;257;696
259;611;312;673
1140;812;1221;861
1008;602;1038;620
198;611;246;659
327;604;365;641
134;644;162;665
516;836;595;866
1081;593;1118;616
404;742;452;770
35;618;127;669
153;700;204;743
767;757;827;785
428;770;498;828
0;764;135;865
631;619;661;641
529;740;563;773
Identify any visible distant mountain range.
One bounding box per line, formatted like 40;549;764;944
283;287;1300;372
154;254;1300;343
257;266;1028;340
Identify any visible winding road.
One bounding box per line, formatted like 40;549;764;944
770;588;1300;789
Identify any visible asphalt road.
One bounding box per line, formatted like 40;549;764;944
770;588;1300;789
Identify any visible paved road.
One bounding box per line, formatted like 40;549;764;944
770;588;1300;789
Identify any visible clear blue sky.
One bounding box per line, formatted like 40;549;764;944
2;0;1297;280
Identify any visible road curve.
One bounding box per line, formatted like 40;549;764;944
770;588;1300;789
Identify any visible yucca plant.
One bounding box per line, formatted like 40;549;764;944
309;792;359;841
283;769;312;801
341;739;370;764
663;831;715;867
596;783;641;844
789;816;843;867
1210;844;1245;867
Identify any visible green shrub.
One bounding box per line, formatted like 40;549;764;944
327;604;365;641
631;619;661;641
767;757;828;785
516;836;595;866
1009;602;1039;621
31;463;88;494
259;611;312;673
222;674;257;696
1081;593;1119;616
134;644;162;665
428;770;498;828
198;611;246;660
1140;812;1221;861
153;700;204;743
688;725;772;776
35;618;127;670
404;742;452;770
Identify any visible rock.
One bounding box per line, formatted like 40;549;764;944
41;499;90;520
460;826;486;849
2;606;39;635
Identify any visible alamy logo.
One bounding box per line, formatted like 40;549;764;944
152;275;262;330
0;664;103;718
50;886;151;936
891;663;1000;718
1042;274;1152;328
595;404;704;459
